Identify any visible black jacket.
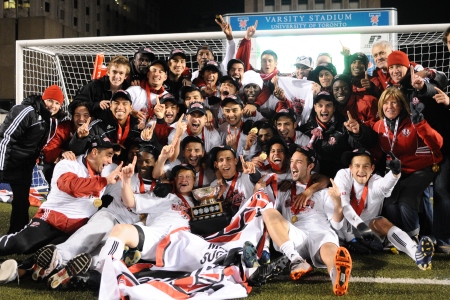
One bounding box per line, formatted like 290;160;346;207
299;113;376;178
0;95;52;171
71;76;131;116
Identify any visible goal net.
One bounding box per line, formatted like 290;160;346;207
16;24;450;110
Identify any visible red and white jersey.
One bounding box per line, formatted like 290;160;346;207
334;168;399;225
103;173;155;224
276;182;335;232
126;85;168;122
290;131;310;147
135;192;195;231
168;127;221;153
41;156;119;219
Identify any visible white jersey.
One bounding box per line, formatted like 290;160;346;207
210;172;255;210
126;85;168;122
40;156;118;219
277;78;314;126
276;182;335;232
287;131;310;147
135;192;195;231
259;94;280;118
191;39;236;81
216;106;264;126
168;127;221;153
334;169;399;225
103;173;155;224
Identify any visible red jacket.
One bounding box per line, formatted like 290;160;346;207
371;67;390;90
43;120;74;164
373;117;443;174
338;93;379;128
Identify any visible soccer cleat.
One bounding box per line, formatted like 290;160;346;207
346;239;370;254
247;255;289;287
415;236;434;270
47;253;92;290
67;270;101;291
333;246;352;296
258;250;271;265
123;249;141;267
0;259;19;284
243;241;260;268
289;257;313;281
32;245;60;281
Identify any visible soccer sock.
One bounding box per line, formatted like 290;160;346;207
98;237;125;262
329;267;337;282
280;241;301;262
387;226;416;260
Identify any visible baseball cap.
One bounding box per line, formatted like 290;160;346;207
219;75;240;91
181;135;205;150
209;145;236;169
179;85;202;101
186;101;206;115
266;136;289;155
172;163;197;178
149;59;169;73
294;56;313;68
135;47;156;61
289;144;316;164
200;60;222;75
272;108;297;124
168;49;187;61
196;44;214;57
111;90;132;103
313;62;337;77
159;93;179;105
89;136;121;152
242;70;263;90
138;143;161;161
313;91;336;105
226;58;245;72
348;52;369;69
341;148;373;166
332;74;352;89
220;94;244;108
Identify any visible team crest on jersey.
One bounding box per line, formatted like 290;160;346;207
298;199;315;213
172;202;191;220
402;128;411;137
328;136;336;145
228;190;245;208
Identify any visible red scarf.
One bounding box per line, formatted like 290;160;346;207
117;115;131;145
260;67;278;82
350;181;369;216
291;179;312;215
144;81;165;120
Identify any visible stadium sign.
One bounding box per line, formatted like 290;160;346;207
227;8;396;31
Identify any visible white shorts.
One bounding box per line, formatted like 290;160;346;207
135;223;171;261
275;223;338;268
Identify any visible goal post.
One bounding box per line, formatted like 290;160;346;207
16;23;450;108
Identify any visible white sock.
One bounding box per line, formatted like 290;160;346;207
387;226;417;260
329;267;337;282
280;240;301;262
98;237;125;262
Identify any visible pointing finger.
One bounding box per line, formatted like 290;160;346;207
178;114;185;122
410;65;415;78
131;155;137;167
240;155;246;166
347;111;354;120
434;86;445;94
330;178;337;188
254;20;258;29
156;96;160;106
365;71;369;80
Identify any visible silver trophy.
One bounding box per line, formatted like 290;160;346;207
191;185;226;221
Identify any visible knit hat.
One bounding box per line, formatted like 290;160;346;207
242;70;263;90
387;51;410;68
42;85;64;105
348;52;369;69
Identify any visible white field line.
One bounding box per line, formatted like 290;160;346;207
302;275;450;285
351;277;450;285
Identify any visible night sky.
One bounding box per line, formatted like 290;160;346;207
158;0;448;34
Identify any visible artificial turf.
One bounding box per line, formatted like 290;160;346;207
1;202;450;299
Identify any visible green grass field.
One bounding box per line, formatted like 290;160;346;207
1;202;450;299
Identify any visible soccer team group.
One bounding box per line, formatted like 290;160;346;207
0;17;450;298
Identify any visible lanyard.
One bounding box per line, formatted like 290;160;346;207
138;174;156;193
290;179;312;215
225;172;239;200
383;117;399;154
186;126;205;141
117;116;131;145
350;181;369;216
175;192;192;209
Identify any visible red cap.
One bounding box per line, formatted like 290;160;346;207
42;85;64;105
387;51;410;68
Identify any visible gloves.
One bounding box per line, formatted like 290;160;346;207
388;152;402;175
410;98;425;124
356;222;375;241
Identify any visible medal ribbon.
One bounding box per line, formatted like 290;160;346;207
290;179;312;215
225;172;239;200
350;181;369;216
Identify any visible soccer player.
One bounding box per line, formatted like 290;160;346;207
128;47;155;86
273;108;309;147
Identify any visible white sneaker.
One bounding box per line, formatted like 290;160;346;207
0;259;19;284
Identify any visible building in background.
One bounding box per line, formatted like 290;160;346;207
244;0;380;12
0;0;159;107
